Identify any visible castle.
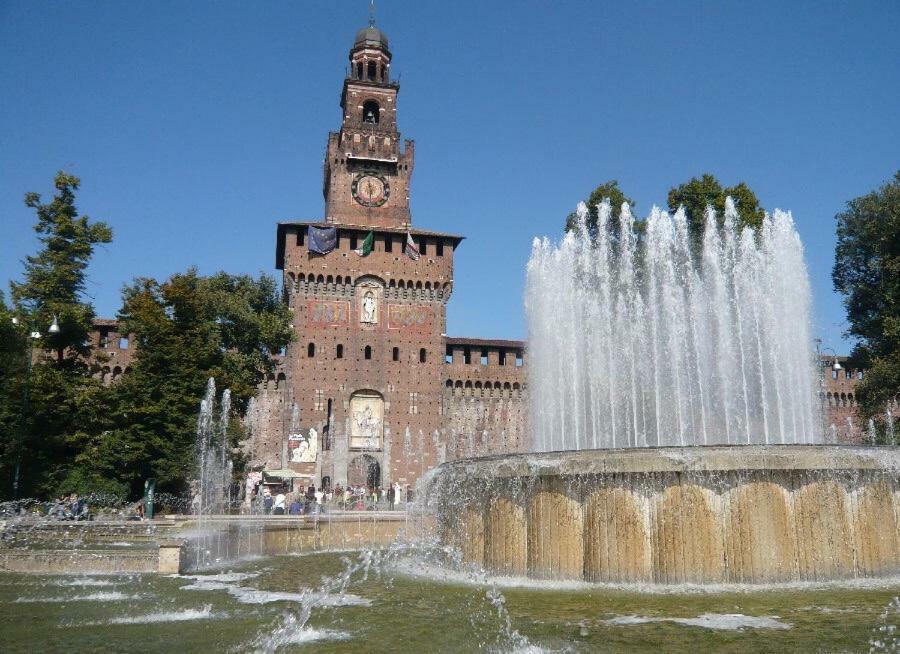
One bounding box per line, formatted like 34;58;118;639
87;21;872;493
245;22;528;492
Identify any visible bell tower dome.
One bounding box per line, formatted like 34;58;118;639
322;14;414;228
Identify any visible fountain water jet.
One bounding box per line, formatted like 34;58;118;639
526;199;818;450
428;199;900;585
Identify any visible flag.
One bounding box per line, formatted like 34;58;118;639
308;225;337;255
355;231;374;256
405;232;420;260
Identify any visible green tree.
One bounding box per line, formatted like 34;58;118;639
73;269;293;497
10;172;112;366
667;174;765;248
0;293;27;495
565;180;636;236
833;172;900;431
2;173;112;499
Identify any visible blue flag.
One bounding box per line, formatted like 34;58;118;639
308;225;337;255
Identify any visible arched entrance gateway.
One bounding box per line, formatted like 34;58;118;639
348;454;381;489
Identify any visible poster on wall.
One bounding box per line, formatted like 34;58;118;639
289;428;318;463
350;392;384;450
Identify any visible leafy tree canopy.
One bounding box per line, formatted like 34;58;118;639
1;172;293;501
565;180;636;235
10;172;112;365
86;268;293;496
833;171;900;424
566;176;764;249
2;174;110;499
667;174;765;248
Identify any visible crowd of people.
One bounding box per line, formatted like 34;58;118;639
246;481;411;515
47;494;90;520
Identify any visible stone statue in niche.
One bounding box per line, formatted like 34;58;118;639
361;290;378;324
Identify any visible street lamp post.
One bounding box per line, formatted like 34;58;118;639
10;315;59;500
815;338;843;443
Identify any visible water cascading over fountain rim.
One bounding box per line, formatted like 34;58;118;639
429;445;900;585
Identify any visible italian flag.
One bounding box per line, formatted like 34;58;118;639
355;231;374;257
405;231;420;260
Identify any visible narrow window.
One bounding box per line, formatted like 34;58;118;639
324;398;333;450
436;239;444;256
118;337;129;349
515;351;524;367
444;351;452;364
367;61;377;81
392;346;399;361
308;342;315;358
350;234;358;251
356;62;363;79
419;348;427;363
420;238;427;256
336;344;344;359
498;349;506;366
480;351;488;366
464;347;471;364
365;345;372;360
831;369;837;379
384;235;393;253
297;230;305;246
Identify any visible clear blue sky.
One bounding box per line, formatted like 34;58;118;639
2;1;898;353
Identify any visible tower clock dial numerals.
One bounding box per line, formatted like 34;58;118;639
352;173;390;207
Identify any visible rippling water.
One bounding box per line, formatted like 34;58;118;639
0;552;896;653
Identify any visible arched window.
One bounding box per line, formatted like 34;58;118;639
336;344;344;359
392;346;400;361
367;61;377;81
364;345;372;360
307;342;315;358
362;100;380;124
356;62;363;79
419;348;427;363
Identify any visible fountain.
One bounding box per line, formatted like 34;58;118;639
430;200;900;584
1;202;897;651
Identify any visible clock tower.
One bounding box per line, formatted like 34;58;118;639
323;19;414;228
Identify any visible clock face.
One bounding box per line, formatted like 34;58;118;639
352;173;390;207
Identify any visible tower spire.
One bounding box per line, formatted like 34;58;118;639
369;0;376;27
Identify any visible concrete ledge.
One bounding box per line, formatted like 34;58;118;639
439;444;900;479
0;548;159;574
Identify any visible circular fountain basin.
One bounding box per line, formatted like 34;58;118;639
432;445;900;585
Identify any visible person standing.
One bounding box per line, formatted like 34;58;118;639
314;487;324;513
263;487;273;515
387;484;395;509
274;491;286;515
